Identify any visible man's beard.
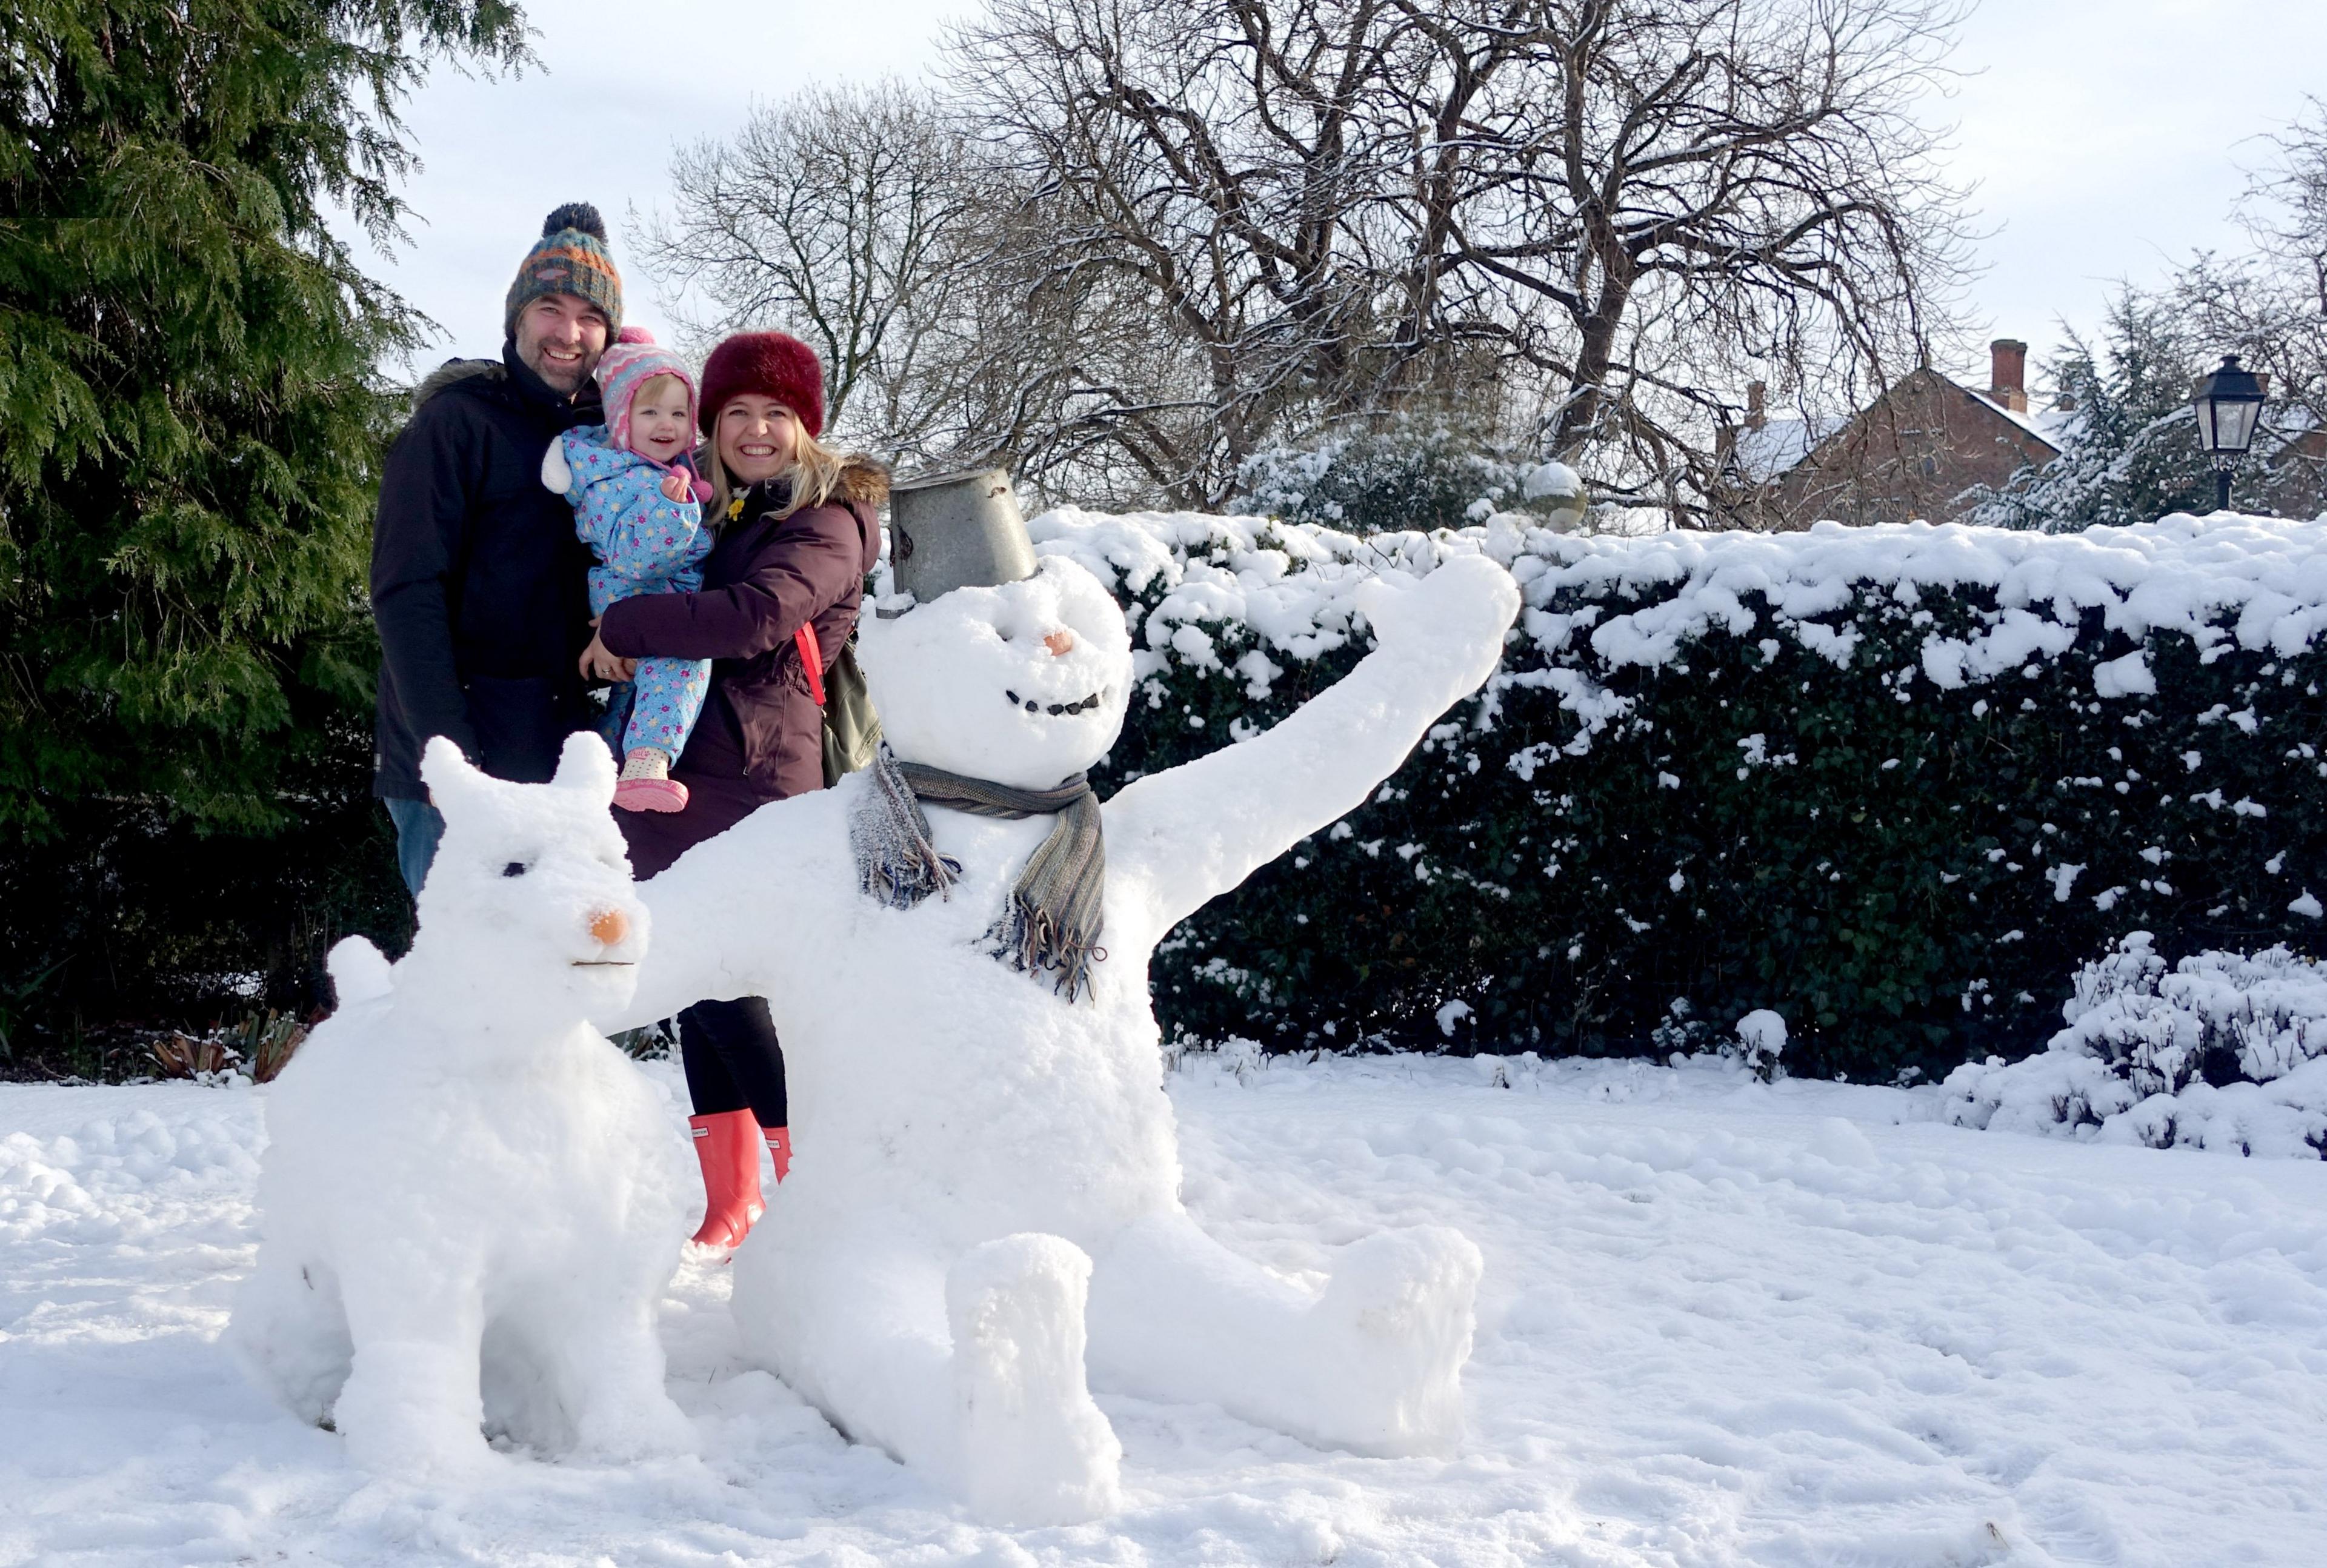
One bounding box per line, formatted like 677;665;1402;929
517;333;595;397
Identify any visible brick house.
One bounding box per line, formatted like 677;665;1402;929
1718;341;2070;530
2249;411;2327;519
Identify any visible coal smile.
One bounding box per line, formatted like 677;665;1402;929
1005;688;1104;717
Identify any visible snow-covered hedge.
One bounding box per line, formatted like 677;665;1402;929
1033;507;2327;1078
1940;934;2327;1156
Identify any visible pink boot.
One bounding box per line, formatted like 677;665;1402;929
614;748;689;813
685;1110;765;1262
765;1125;793;1183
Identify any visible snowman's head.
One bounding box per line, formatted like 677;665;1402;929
408;733;647;1022
860;555;1134;788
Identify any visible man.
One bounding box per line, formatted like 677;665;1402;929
371;202;623;895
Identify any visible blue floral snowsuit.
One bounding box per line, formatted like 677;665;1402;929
556;425;716;763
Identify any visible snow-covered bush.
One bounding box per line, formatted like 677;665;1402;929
1036;507;2327;1079
1231;423;1585;536
1734;1009;1788;1080
1940;933;2327;1157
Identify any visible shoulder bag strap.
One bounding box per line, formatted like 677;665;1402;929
794;621;827;708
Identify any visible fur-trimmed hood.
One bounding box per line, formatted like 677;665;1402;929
833;456;891;509
407;348;599;424
730;455;891;519
410;357;504;413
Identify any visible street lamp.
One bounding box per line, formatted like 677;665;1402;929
2189;354;2266;512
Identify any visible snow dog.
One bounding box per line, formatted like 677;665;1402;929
230;734;692;1475
618;548;1520;1524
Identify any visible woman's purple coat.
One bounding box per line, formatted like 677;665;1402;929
597;461;885;879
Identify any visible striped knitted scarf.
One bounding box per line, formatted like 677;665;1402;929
851;746;1106;1002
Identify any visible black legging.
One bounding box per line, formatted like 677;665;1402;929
678;996;788;1129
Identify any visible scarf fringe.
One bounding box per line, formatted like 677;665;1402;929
854;749;961;908
984;895;1102;1004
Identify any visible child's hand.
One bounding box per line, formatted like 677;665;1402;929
659;469;692;503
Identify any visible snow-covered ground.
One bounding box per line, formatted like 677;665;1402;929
5;1052;2326;1567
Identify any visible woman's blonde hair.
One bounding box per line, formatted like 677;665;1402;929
703;404;859;523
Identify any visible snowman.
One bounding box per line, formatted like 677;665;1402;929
616;471;1520;1524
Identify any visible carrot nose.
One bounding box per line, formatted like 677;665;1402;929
1044;630;1076;656
590;908;629;946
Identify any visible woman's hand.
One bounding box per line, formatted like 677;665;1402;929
579;621;637;683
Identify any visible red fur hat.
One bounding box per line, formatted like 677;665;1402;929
697;331;826;439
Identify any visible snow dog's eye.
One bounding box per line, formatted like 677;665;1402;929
502;861;530;879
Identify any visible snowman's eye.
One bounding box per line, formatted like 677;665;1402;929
502;861;530;879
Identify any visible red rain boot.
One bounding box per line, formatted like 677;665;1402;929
685;1110;765;1262
764;1125;793;1183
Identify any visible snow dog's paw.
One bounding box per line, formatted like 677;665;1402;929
947;1234;1123;1526
333;1339;503;1481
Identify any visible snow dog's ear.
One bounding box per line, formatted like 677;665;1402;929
550;731;618;805
419;735;492;814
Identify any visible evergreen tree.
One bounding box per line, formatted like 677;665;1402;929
1969;288;2220;532
1972;279;2321;532
0;2;525;1066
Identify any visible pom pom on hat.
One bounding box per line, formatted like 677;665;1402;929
542;202;608;241
505;202;622;337
615;325;655;345
698;331;826;439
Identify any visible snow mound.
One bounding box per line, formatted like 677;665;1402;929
1941;932;2327;1157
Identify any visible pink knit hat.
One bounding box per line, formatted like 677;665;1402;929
594;327;697;454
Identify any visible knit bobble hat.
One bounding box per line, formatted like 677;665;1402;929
593;327;698;454
697;331;825;439
505;202;623;337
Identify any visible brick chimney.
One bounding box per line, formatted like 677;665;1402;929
1989;339;2028;414
1745;380;1768;431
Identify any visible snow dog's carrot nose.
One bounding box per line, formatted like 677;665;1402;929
1044;630;1076;656
590;908;629;946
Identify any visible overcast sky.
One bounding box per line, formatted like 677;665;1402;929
355;0;2327;397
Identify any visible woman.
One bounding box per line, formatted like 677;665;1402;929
581;330;885;1258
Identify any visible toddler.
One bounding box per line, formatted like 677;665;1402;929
542;327;716;812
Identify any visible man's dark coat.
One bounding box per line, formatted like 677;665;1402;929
370;343;603;799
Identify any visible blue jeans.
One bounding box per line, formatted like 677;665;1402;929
384;797;445;899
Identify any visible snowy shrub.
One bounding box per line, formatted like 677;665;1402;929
1231;422;1583;536
151;1008;309;1085
1037;507;2327;1080
1940;932;2327;1156
1734;1010;1788;1080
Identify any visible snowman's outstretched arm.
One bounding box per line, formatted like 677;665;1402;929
599;797;824;1034
1103;554;1518;938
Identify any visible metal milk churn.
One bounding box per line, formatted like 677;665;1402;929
888;466;1039;606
